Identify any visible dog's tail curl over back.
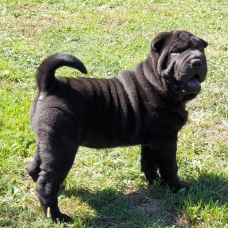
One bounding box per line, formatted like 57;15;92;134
36;53;87;93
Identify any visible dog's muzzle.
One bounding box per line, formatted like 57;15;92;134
168;51;207;95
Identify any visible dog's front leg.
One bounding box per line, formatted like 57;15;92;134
147;134;187;193
140;144;160;183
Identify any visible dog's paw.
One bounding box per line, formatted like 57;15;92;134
55;213;72;223
169;180;189;194
47;206;72;223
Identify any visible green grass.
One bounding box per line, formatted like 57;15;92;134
0;0;227;227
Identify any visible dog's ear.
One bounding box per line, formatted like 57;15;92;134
190;35;208;49
151;32;171;51
199;38;208;48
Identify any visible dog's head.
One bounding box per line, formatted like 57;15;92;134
150;30;208;101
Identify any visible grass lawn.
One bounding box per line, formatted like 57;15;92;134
0;0;227;227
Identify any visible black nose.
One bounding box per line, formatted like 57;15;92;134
190;59;202;67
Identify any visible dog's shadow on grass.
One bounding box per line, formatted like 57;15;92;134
62;172;228;227
62;186;172;227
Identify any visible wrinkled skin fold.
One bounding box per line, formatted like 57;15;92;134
28;29;207;222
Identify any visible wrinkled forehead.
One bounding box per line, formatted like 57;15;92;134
165;30;202;51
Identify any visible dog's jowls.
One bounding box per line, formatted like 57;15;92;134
28;30;207;222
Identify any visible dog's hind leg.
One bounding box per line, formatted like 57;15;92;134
35;140;78;223
30;108;82;222
28;146;41;182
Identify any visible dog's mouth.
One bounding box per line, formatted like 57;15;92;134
185;74;200;88
170;74;201;94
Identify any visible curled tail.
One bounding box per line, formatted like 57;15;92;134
36;53;87;93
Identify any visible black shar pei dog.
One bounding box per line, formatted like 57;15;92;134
28;30;208;222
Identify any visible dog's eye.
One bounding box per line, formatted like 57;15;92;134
170;51;180;55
